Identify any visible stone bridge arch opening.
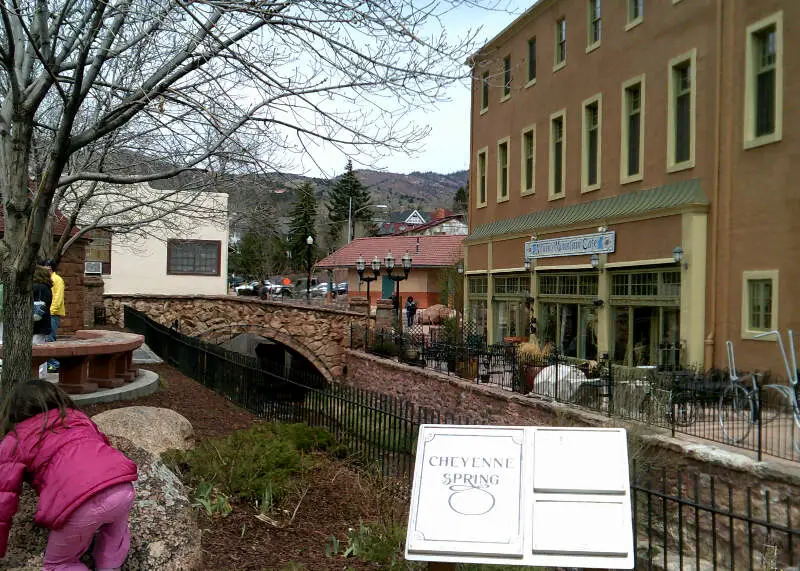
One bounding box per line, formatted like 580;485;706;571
196;323;334;386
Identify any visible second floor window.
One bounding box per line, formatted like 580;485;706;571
623;78;644;180
583;98;600;189
528;38;537;82
481;72;489;111
477;150;487;205
522;127;535;194
628;0;643;25
668;50;696;170
498;140;509;200
550;112;566;197
503;56;511;97
745;13;782;147
674;63;691;164
754;27;777;137
588;0;601;46
555;19;567;66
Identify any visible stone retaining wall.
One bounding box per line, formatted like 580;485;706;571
344;350;800;493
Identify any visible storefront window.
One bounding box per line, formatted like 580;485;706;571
610;269;681;367
468;300;488;339
494;299;527;341
537;271;599;361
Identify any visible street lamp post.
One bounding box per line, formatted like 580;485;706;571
348;201;388;243
355;254;381;308
384;251;413;330
305;235;314;302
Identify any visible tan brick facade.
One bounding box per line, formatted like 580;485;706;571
466;0;799;374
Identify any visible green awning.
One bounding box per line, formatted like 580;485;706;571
466;179;708;243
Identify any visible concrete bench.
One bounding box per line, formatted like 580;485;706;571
0;330;145;394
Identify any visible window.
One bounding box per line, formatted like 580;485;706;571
549;110;566;199
481;71;489;112
742;270;779;339
587;0;601;50
494;275;529;295
582;94;602;192
627;0;643;29
497;138;510;201
521;125;536;195
554;18;567;69
538;272;599;360
744;12;783;148
611;270;681;298
502;56;511;98
167;240;221;275
527;38;537;84
476;148;488;207
468;276;488;295
621;75;645;183
86;231;112;275
667;49;696;171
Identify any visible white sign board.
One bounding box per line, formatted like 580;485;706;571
405;426;634;569
524;231;616;259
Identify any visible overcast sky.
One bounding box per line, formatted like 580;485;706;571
298;1;532;178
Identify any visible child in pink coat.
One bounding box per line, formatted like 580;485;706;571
0;380;138;570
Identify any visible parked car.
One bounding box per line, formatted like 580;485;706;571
228;275;245;288
235;280;262;296
336;282;348;296
260;281;293;298
310;283;329;297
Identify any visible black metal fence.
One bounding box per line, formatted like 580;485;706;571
353;322;800;464
124;307;800;569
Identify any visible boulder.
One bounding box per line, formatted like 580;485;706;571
92;407;194;456
3;436;201;571
419;304;455;325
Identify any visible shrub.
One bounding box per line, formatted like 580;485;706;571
163;423;335;504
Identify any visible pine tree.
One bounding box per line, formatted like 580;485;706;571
327;159;372;246
288;182;319;271
453;184;468;213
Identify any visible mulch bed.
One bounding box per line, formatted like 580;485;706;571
83;364;405;570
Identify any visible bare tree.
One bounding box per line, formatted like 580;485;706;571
0;0;489;390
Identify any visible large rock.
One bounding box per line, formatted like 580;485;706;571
2;436;201;571
92;407;194;456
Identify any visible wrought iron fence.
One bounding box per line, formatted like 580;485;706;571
124;306;800;569
352;321;800;463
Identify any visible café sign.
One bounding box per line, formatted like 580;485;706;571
524;231;616;260
405;425;633;569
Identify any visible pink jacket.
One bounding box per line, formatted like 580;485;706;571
0;409;137;557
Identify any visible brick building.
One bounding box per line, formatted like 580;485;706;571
464;0;798;372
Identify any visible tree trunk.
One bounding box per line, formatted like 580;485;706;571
1;272;34;394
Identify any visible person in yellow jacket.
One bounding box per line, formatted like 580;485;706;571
44;259;65;372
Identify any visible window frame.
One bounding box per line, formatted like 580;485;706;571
526;37;537;87
496;137;511;203
480;71;489;114
586;0;602;52
166;239;222;276
743;11;783;149
741;270;779;340
620;74;646;184
666;48;697;173
548;109;567;201
476;146;488;208
581;93;602;193
520;124;536;196
625;0;643;30
554;18;567;71
501;55;512;101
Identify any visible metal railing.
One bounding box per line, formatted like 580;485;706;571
124;306;799;569
352;321;800;463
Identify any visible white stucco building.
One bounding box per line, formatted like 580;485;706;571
100;189;229;296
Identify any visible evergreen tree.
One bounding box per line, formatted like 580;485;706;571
288;182;319;270
453;184;468;213
327;159;372;246
229;231;272;279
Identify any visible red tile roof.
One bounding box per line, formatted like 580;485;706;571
0;208;78;237
317;235;464;269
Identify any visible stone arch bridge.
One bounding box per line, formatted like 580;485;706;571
104;295;369;383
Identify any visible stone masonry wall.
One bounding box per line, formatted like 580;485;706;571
344;350;800;493
105;294;368;381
